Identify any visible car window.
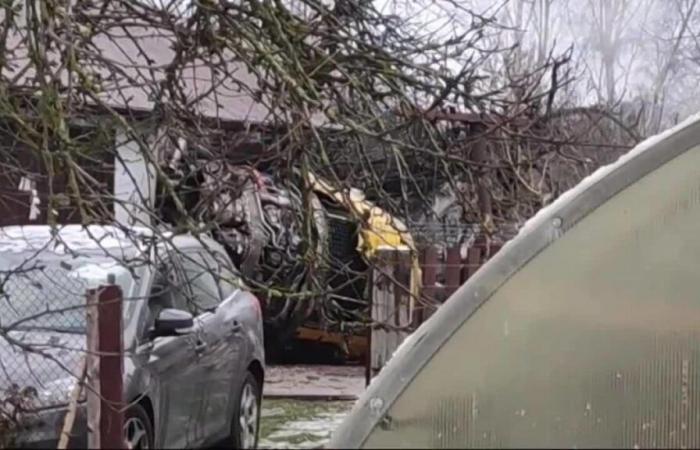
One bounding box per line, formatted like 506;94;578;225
145;259;189;334
203;250;241;300
179;251;222;315
217;264;240;299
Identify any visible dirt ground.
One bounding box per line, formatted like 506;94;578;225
259;399;354;449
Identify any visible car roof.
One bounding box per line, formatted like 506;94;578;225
0;224;228;259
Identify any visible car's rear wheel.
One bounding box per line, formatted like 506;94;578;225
123;403;154;449
231;372;261;449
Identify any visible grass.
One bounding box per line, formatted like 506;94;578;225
259;399;353;449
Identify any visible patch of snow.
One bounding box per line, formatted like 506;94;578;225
259;401;353;450
260;438;327;450
0;224;153;255
261;411;348;449
67;261;132;289
261;407;287;418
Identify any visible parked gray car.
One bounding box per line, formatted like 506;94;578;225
0;225;265;449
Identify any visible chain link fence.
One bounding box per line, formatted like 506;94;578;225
408;221;480;249
0;266;89;448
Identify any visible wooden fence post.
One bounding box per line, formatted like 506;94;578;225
445;246;462;298
464;239;484;280
420;246;439;320
86;284;124;450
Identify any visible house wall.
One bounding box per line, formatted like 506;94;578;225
113;127;157;228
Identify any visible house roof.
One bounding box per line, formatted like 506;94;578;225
94;27;272;124
5;18;272;124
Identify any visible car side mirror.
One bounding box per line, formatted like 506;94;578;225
153;309;194;338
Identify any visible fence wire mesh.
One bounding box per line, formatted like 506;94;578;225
0;266;88;448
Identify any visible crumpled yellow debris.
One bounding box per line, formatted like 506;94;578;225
306;172;422;325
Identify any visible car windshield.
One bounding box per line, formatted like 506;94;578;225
0;253;135;334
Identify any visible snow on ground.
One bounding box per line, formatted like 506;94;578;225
259;399;354;449
259;365;364;448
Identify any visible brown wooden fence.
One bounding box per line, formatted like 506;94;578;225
367;238;503;383
413;239;503;327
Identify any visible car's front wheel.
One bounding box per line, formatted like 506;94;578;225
231;372;262;449
123;403;154;449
